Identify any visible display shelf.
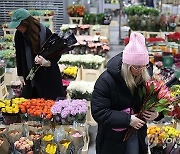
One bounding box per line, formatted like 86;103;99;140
89;25;110;39
81;63;104;82
69;17;83;25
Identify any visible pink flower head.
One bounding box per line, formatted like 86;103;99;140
158;85;170;100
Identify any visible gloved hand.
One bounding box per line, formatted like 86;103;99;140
35;55;51;67
19;76;25;86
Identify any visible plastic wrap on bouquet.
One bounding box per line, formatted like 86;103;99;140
6;129;22;149
29;131;42;153
61;113;86;125
14;137;33;154
26;30;77;81
70;130;84;153
25;121;43;135
58;139;75;154
0;137;10;154
44;142;57;154
0;125;7;137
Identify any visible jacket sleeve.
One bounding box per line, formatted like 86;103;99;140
14;31;23;76
91;76;131;128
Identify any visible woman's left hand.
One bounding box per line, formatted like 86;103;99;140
142;110;159;121
35;55;51;67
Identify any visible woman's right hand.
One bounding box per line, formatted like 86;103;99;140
130;115;145;130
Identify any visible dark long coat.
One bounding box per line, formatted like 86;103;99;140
14;28;64;100
91;53;163;154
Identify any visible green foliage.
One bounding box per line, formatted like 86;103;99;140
124;5;160;16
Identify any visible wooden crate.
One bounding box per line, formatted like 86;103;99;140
5;68;17;86
3;28;16;37
69;17;83;25
81;64;104;82
75;67;82;81
0;73;5;86
0;84;8;99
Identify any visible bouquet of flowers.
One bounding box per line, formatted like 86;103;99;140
59;54;105;69
147;126;180;150
26;31;77;80
67;81;95;100
167;85;180;120
62;66;78;79
167;32;180;43
51;99;88;124
124;80;178;141
66;4;85;17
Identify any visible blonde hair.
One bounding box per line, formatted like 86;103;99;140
121;63;150;94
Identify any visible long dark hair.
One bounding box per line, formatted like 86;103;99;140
20;16;40;54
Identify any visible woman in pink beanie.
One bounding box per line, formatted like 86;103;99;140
91;32;164;154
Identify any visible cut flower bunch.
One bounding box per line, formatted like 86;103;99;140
67;81;95;100
19;98;55;120
67;4;85;17
59;54;105;69
51;99;88;124
124;80;178;141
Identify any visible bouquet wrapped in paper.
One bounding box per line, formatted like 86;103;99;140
124;80;178;141
0;137;9;154
14;137;33;154
26;31;77;80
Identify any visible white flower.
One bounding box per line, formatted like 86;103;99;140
168;105;174;112
60;24;70;31
67;81;95;95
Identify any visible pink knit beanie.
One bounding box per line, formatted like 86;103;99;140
122;32;149;66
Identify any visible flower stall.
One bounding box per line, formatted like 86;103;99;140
0;97;90;153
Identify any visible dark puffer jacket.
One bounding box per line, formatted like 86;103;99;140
91;53;162;154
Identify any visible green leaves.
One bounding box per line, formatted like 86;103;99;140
150;84;154;95
154;106;166;112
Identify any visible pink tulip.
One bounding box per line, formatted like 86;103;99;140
158;86;169;100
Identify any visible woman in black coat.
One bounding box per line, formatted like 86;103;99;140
91;32;163;154
9;8;64;100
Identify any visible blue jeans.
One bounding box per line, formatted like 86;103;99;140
125;134;139;154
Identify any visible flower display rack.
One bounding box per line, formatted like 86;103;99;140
5;68;18;86
81;63;105;82
0;83;8;99
0;73;5;86
2;28;16;37
69;17;83;25
89;25;110;39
